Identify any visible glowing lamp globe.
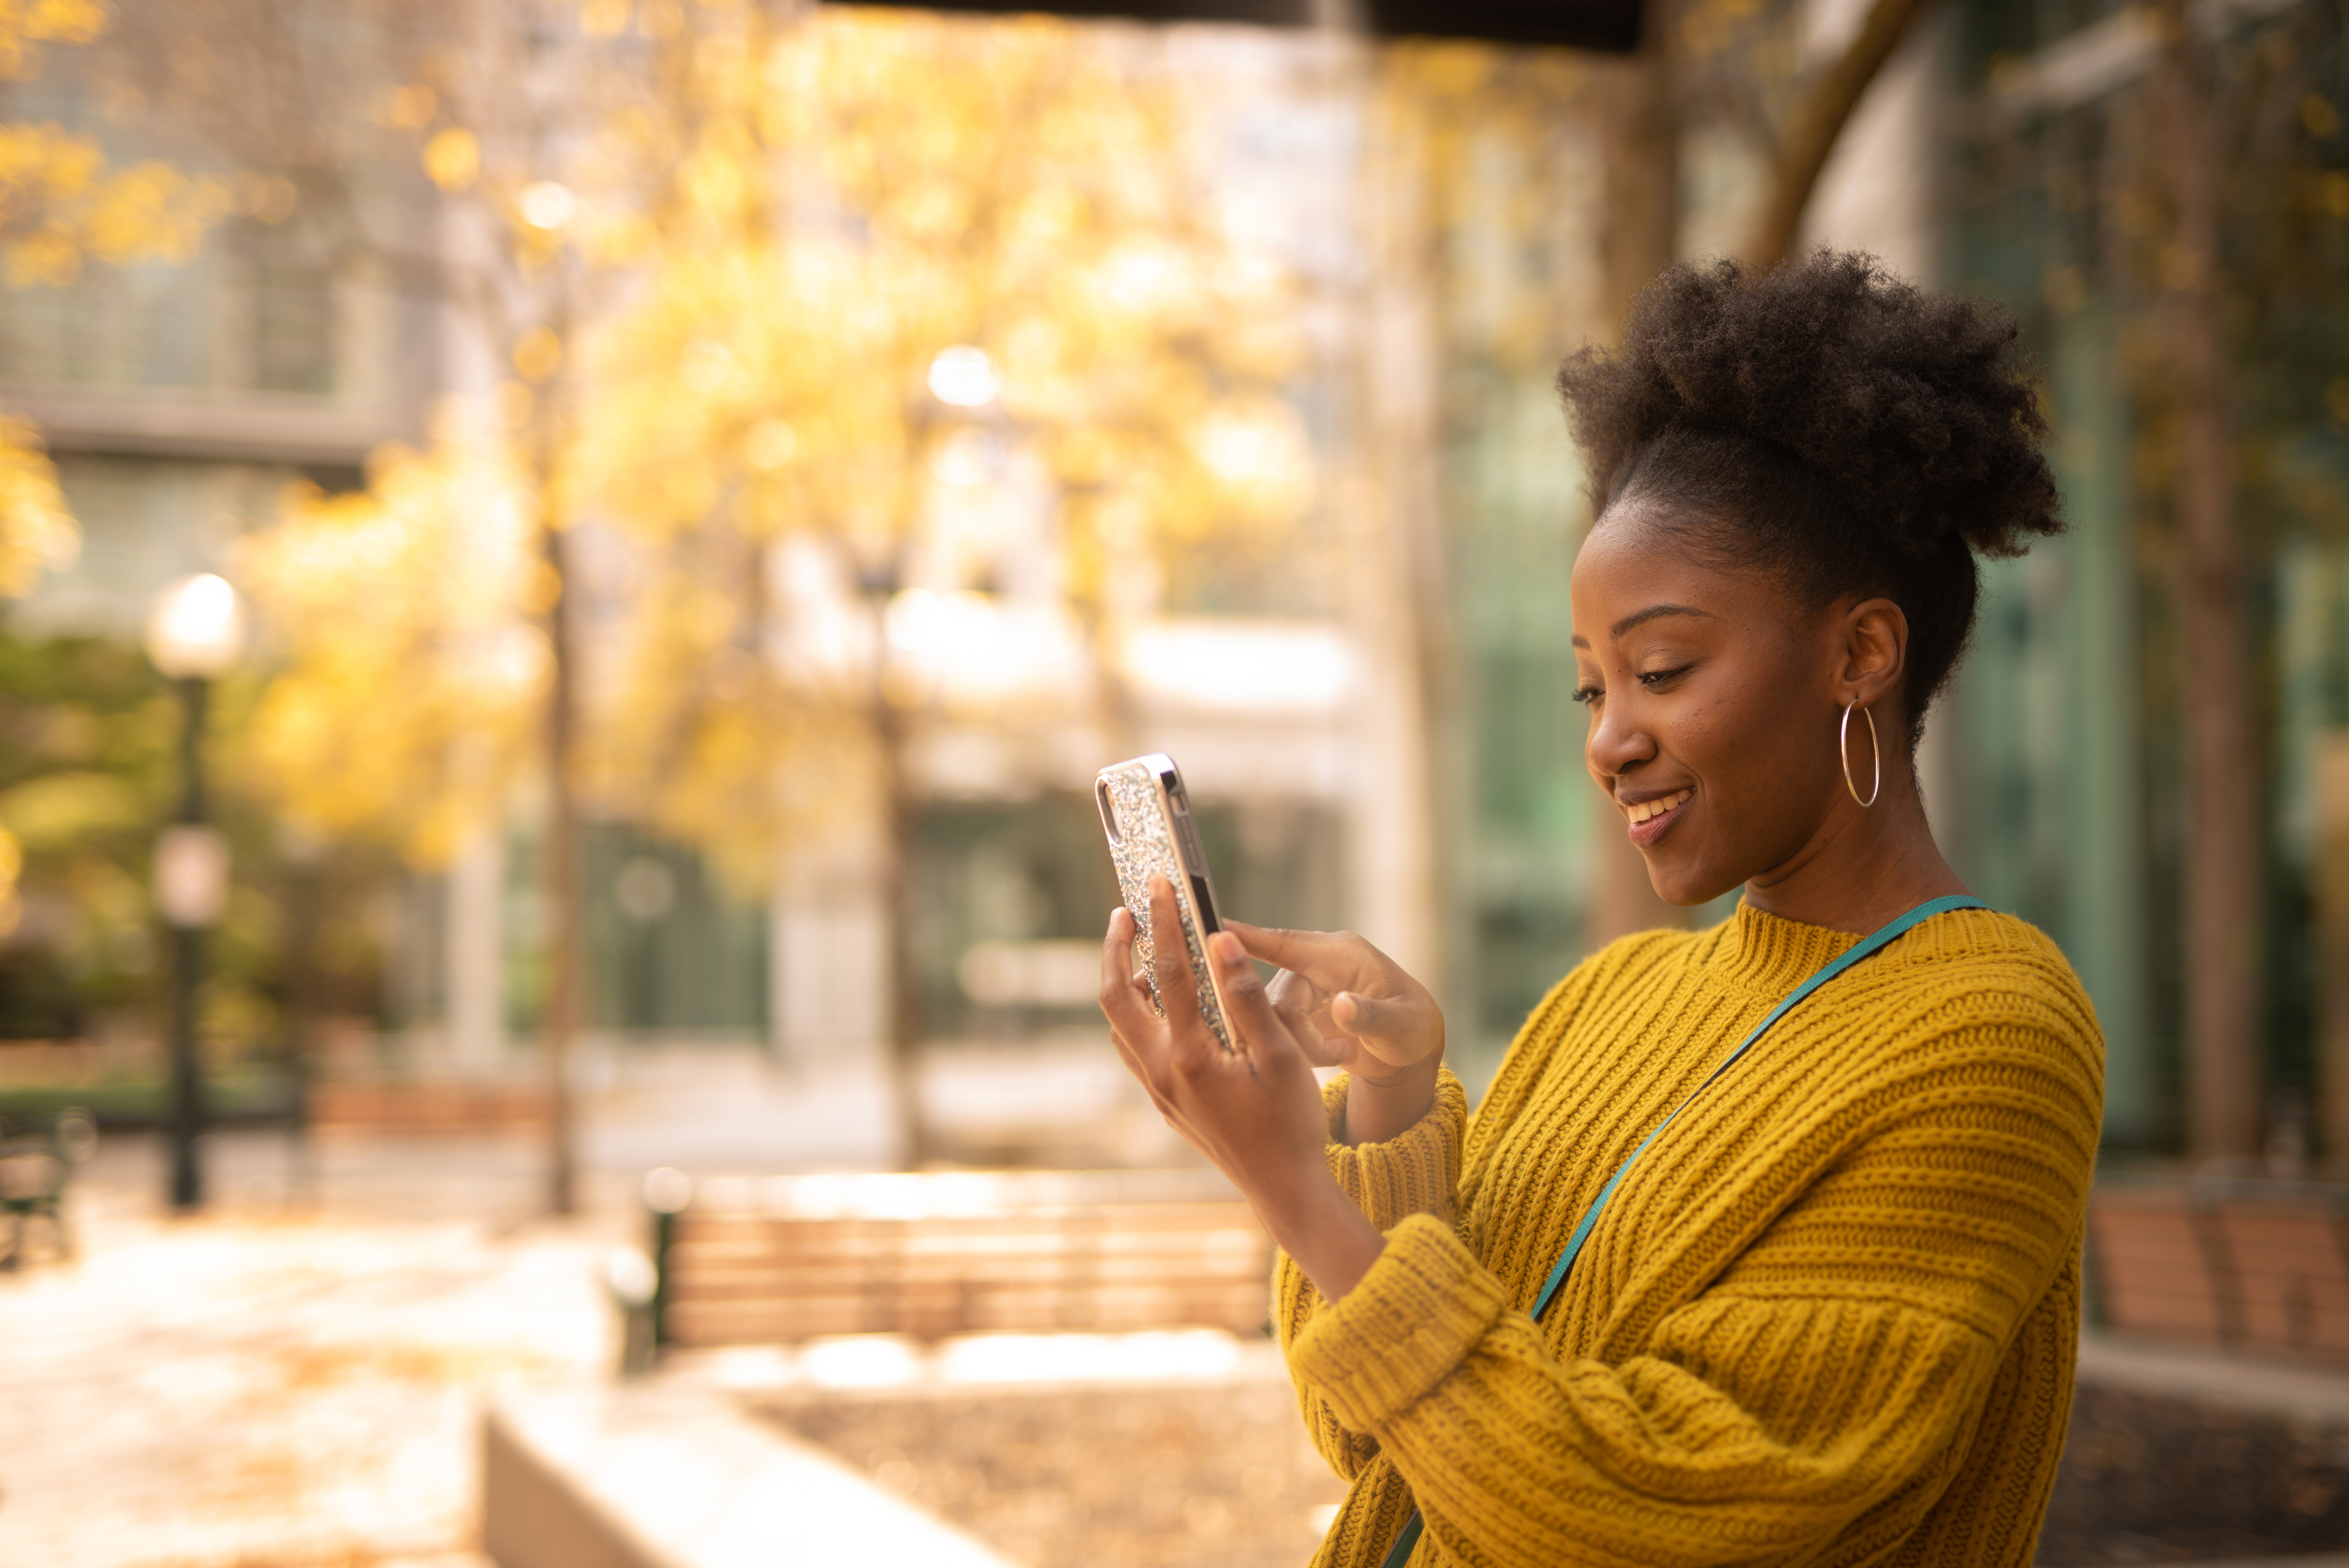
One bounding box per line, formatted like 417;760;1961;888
145;574;248;680
927;345;1000;408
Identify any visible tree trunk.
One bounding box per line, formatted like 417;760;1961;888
1351;47;1451;997
541;484;584;1216
874;690;927;1171
2318;736;2349;1171
2157;1;2263;1165
1746;0;1939;269
1585;25;1692;953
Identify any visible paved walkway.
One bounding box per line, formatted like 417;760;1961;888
0;1134;620;1568
0;1034;1184;1567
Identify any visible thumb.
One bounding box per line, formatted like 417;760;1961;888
1332;991;1431;1064
1208;930;1303;1067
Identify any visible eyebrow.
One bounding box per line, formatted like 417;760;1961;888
1569;603;1717;648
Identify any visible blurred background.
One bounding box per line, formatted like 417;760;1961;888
2;0;2348;1564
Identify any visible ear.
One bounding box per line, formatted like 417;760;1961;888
1834;596;1909;714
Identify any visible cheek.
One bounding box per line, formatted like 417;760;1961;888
1676;665;1812;805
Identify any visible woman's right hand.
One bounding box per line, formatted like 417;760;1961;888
1219;920;1445;1146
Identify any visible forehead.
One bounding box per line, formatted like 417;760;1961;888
1569;502;1798;645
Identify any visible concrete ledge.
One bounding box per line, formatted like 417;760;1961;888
2078;1331;2349;1422
483;1381;1017;1568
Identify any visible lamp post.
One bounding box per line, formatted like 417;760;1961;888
144;573;247;1212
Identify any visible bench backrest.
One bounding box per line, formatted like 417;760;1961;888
648;1170;1273;1347
2091;1180;2349;1360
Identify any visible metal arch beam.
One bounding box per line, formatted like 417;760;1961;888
820;0;1646;53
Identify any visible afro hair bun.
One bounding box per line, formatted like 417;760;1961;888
1556;251;2064;737
1560;250;2060;561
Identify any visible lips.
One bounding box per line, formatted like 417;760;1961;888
1622;787;1693;847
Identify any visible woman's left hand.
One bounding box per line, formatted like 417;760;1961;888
1099;877;1385;1298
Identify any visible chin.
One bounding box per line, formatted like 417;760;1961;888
1643;854;1738;909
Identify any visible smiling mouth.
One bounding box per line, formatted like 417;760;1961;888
1623;788;1693;847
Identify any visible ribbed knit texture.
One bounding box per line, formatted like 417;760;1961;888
1275;902;2104;1568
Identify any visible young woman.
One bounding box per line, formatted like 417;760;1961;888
1099;251;2104;1568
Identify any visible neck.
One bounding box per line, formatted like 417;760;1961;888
1740;766;1969;935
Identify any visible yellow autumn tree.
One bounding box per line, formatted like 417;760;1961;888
0;412;74;596
0;0;229;600
238;0;1321;1185
0;0;226;285
569;9;1315;881
238;434;548;865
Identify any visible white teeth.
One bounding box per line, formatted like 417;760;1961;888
1627;789;1692;825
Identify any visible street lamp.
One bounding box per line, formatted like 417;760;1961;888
144;573;247;1211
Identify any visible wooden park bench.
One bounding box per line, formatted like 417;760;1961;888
0;1106;96;1268
307;1078;553;1134
2089;1176;2349;1360
618;1169;1274;1368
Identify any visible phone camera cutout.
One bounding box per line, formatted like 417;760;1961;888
1095;778;1122;844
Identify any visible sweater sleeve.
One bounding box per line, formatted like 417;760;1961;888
1288;1019;2099;1568
1274;1065;1469;1479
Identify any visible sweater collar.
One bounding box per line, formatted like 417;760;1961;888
1707;900;1865;995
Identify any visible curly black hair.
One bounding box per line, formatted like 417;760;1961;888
1555;251;2062;749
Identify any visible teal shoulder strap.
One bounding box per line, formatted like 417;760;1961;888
1376;894;1988;1568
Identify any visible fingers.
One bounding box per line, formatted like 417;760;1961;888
1099;906;1166;1057
1101;905;1199;1133
1207;928;1305;1072
1221;918;1358;975
1263;967;1328;1051
1145;877;1224;1069
1105;1021;1189;1130
1222;920;1405;1006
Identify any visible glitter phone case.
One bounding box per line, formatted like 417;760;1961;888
1095;754;1234;1052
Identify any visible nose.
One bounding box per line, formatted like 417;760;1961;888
1585;691;1658;789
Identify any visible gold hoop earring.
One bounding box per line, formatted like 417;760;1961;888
1840;702;1880;807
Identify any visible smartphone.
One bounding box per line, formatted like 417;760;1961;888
1095;753;1234;1052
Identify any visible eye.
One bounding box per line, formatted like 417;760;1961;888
1571;684;1602;706
1637;664;1692;688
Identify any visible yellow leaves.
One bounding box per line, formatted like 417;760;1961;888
513;326;564;382
245;6;1325;889
423;127;479;191
0;412;73;597
239;440;547;866
580;0;631;39
0;822;16;937
0;0;107;80
0;2;223;288
679;139;752;223
0;117;97;193
0;125;225;285
379;83;438;130
2304;93;2341;140
0;770;144;851
571;236;916;540
82;161;223;262
743;417;797;470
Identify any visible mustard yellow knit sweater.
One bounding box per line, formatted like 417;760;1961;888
1278;902;2104;1568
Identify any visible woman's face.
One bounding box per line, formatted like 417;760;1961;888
1567;500;1891;906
